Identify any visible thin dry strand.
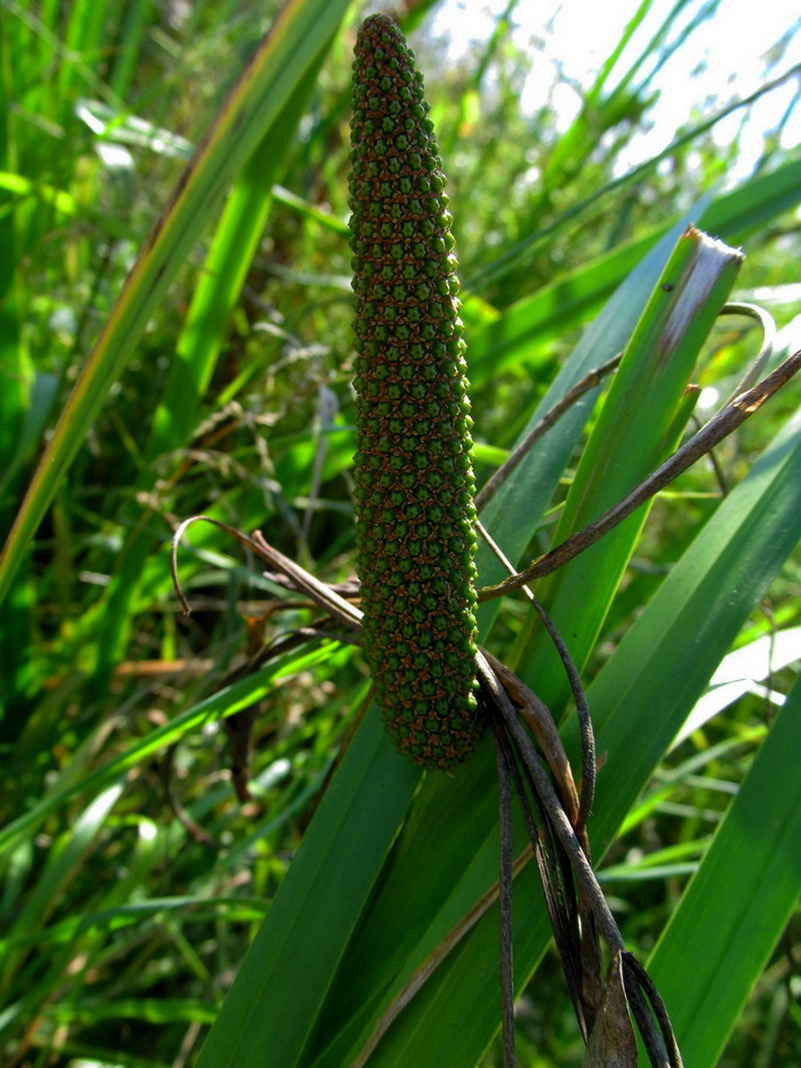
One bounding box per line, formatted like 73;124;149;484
479;346;801;601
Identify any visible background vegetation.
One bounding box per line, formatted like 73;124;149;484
1;1;799;1065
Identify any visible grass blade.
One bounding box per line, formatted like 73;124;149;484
519;228;743;710
193;703;421;1068
0;0;352;608
0;642;331;856
89;46;331;693
647;673;801;1067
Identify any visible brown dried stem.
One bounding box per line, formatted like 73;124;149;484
479;347;801;601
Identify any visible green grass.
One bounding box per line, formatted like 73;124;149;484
1;2;800;1066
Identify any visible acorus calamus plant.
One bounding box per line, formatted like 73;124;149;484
168;12;801;1068
3;2;801;1066
345;16;684;1065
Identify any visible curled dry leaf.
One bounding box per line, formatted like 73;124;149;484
584;952;638;1068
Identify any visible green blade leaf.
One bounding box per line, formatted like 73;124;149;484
576;406;801;851
475;210;701;626
0;642;331;857
647;672;801;1068
0;0;352;608
193;703;421;1068
519;227;743;709
89;45;332;693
